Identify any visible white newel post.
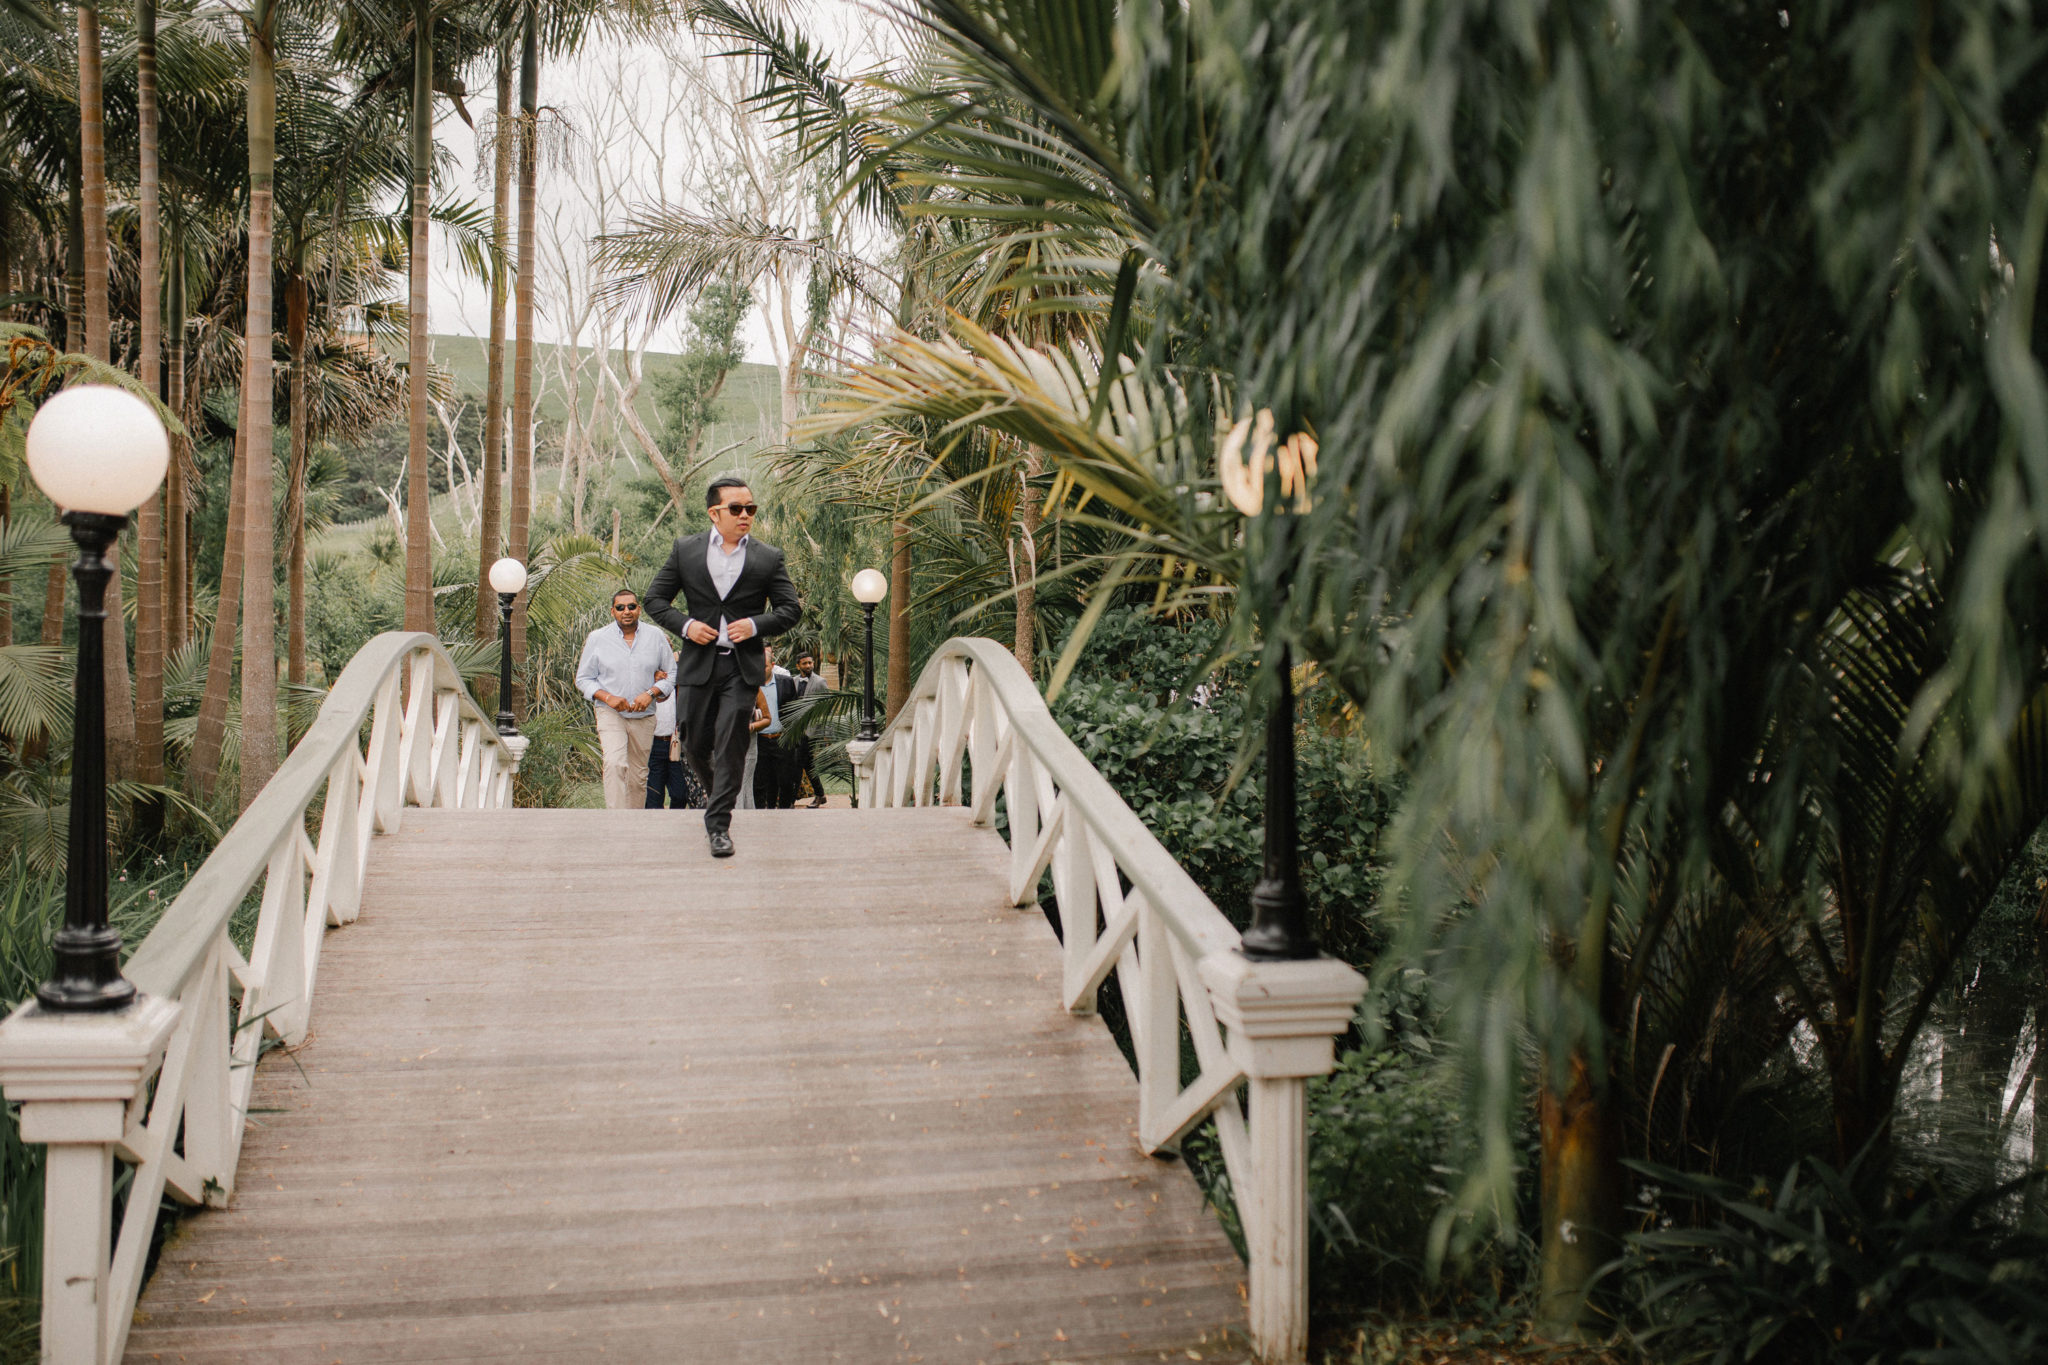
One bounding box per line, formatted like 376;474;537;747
496;734;530;807
0;996;178;1365
1200;953;1366;1365
846;740;876;808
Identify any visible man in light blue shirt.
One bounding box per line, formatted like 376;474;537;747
576;588;677;809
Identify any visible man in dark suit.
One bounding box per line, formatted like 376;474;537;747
644;477;803;856
791;649;827;806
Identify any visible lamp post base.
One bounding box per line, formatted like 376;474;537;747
1241;881;1319;961
36;925;137;1012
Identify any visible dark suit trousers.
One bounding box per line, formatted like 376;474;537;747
754;735;796;809
679;651;756;833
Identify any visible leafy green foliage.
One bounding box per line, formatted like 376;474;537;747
1306;968;1534;1315
654;278;753;476
1048;608;1389;962
1616;1158;2048;1365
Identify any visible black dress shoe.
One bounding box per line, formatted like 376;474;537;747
708;830;735;858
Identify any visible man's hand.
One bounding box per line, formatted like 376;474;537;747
595;691;625;712
631;692;653;712
684;620;718;646
726;616;757;644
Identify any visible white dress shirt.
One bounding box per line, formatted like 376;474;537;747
703;531;749;646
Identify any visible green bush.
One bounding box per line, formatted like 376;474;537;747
1048;612;1529;1321
1615;1158;2048;1364
1049;609;1390;964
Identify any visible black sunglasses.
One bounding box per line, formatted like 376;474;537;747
613;602;639;611
716;502;759;516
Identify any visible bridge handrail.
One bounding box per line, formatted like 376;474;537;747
0;631;524;1365
851;637;1364;1365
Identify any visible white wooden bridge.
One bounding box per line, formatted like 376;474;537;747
0;635;1364;1365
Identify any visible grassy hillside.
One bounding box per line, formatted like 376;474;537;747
397;333;782;437
317;337;785;551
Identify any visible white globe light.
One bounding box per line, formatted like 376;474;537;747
25;385;170;515
488;557;528;595
850;568;888;604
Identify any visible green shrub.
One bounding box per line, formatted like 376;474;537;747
1614;1157;2048;1364
1049;609;1390;964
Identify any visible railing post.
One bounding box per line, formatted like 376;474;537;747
0;995;178;1365
1198;952;1365;1365
846;739;876;808
496;733;529;807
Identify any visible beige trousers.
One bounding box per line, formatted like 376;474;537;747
593;706;656;810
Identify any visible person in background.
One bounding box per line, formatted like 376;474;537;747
754;645;799;809
791;650;827;806
576;588;675;810
738;675;771;809
645;666;705;809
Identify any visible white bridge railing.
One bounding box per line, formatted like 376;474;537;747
851;638;1365;1365
0;632;525;1365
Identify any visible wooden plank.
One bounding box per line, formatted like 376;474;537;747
128;809;1248;1363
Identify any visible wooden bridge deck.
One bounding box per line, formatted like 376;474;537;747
127;808;1248;1363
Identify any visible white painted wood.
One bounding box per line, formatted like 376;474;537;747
1246;1078;1307;1360
937;655;970;804
180;944;234;1205
456;717;483;809
366;668;404;834
911;693;937;806
852;638;1370;1365
1137;897;1180;1153
0;995;177;1365
433;690;464;807
0;634;518;1365
1011;791;1066;907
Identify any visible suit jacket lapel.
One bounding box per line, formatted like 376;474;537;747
678;532;718;605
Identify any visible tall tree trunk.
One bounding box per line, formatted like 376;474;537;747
189;419;247;802
284;267;309;689
0;483;10;652
476;42;512;663
0;186;11;321
165;245;188;654
1535;1045;1622;1338
403;0;435;634
507;0;538;720
886;519;910;724
133;0;166;805
39;549;64;648
78;2;135;780
2031;1000;2046;1221
24;544;64;764
77;4;109;363
1013;452;1040;678
238;5;279;808
64;152;82;353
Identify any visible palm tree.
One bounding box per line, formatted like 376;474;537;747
794;0;2048;1338
73;0;141;780
473;37;511;655
133;0;166;805
236;0;279;809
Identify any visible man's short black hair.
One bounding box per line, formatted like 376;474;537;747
612;586;638;606
705;475;751;509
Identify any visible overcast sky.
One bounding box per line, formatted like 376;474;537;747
424;3;884;369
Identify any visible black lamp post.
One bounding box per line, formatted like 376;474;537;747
1240;638;1316;959
487;557;528;736
24;386;171;1012
1239;513;1318;961
850;568;887;742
